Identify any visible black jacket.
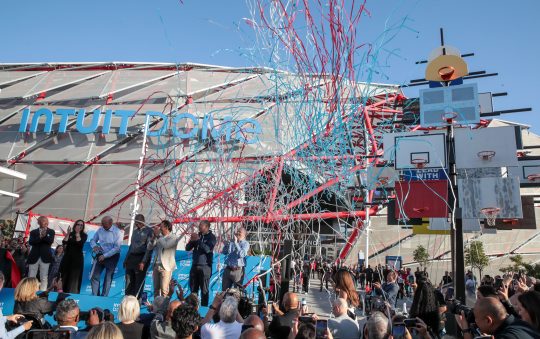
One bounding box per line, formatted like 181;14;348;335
268;309;300;338
28;228;55;264
493;315;540;339
14;297;56;319
186;231;216;267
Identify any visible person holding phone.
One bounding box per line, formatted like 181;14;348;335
146;220;180;297
60;220;87;293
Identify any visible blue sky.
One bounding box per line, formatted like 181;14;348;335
1;0;538;132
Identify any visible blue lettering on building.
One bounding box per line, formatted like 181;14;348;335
18;108;262;144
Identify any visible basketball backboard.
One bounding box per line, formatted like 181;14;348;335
508;157;540;187
383;131;447;170
490;196;538;230
454;126;518;169
458;177;522;219
394;180;449;219
428;217;481;233
366;166;398;189
420;83;479;127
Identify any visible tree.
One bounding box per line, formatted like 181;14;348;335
465;241;489;279
500;255;540;278
413;245;430;269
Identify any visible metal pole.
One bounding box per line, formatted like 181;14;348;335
128;114;150;246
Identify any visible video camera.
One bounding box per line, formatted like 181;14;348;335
446;299;475;324
224;287;255;319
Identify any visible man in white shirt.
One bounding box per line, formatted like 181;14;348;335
201;296;243;339
328;298;360;339
0;272;33;339
90;216;123;296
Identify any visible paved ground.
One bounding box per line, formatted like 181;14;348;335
287;276;414;319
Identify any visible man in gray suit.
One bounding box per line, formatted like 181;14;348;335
145;220;179;297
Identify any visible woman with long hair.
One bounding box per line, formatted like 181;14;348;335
13;277;57;322
60;219;87;293
517;291;540;332
334;268;360;308
408;277;445;339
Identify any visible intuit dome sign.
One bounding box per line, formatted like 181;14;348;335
18;108;263;144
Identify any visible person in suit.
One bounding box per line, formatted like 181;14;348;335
123;214;153;297
27;216;55;291
186;220;216;307
145;220;179;297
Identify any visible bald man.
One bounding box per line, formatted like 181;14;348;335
456;297;540;339
268;292;300;338
151;300;182;339
239;328;266;339
221;227;250;290
90;216;123;296
329;298;359;339
244;314;265;332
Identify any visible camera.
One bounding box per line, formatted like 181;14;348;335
447;299;475;323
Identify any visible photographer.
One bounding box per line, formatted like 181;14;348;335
409;276;446;338
200;293;243;339
455;297;540;339
267;292;301;338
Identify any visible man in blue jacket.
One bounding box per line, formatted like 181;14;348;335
186;220;216;306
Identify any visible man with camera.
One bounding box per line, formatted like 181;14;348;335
90;216;123;296
456;297;540;339
186;220;216;307
28;216;55;290
221;227;250;291
124;214;153;297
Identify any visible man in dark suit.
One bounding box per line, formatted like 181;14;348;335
27;216;55;290
54;299;88;338
186;220;216;306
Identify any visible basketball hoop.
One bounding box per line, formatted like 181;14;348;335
502;218;519;225
376;177;389;187
477;150;496;161
481;207;500;227
411;158;428;169
442;112;458;123
527;174;540;182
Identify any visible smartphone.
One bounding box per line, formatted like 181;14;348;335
495;278;503;290
404;318;417;327
141;292;148;304
392;324;406;339
315;319;328;339
267;301;273;315
299;315;314;324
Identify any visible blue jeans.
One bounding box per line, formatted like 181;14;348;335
91;254;119;296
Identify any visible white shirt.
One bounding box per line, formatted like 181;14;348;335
201;321;242;339
90;225;123;258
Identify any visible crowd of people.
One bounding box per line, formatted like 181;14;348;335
1;216;540;338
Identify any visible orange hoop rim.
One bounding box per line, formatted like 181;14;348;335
411;158;428;169
527;174;540;182
477;150;496;160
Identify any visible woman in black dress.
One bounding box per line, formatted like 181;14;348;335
59;219;87;293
